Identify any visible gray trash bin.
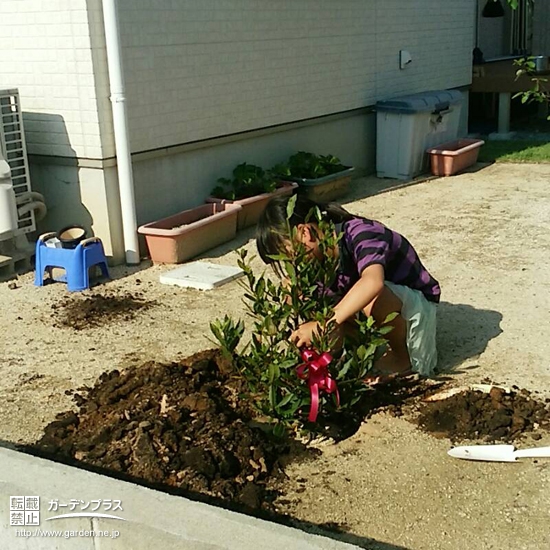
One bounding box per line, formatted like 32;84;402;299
376;89;463;180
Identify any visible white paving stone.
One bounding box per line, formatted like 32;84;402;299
159;261;244;290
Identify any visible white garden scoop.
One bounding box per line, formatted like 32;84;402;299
448;444;550;462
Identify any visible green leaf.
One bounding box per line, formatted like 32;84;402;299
277;392;294;409
272;423;286;438
284;262;296;284
286;194;297;219
337;357;354;380
383;311;399;324
267;253;290;262
288;397;308;415
269;385;277;409
353;345;364;360
278;358;299;370
268;363;280;384
364;342;377;358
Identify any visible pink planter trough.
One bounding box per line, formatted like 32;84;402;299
138;203;241;264
426;139;485;177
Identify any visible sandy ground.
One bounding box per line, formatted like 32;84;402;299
1;163;550;549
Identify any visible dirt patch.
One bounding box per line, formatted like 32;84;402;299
416;385;550;442
28;364;448;512
32;350;299;512
3;166;550;549
50;292;156;330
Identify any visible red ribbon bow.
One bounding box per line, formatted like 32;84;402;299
296;349;340;422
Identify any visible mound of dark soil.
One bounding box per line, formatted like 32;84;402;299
35;350;297;511
416;386;550;442
51;292;155;330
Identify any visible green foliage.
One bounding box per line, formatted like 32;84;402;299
209;315;244;360
513;57;550;120
211;162;278;200
477;140;550;164
272;151;347;181
210;201;390;433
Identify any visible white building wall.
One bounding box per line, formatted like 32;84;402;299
0;0;111;159
117;0;475;154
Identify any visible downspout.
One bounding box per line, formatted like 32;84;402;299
101;0;140;265
475;0;480;47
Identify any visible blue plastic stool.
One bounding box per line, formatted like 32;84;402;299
34;232;110;292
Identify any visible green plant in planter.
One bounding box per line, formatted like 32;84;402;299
210;197;392;436
272;152;347;181
211;162;278;200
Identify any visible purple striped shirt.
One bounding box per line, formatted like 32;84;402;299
331;218;441;303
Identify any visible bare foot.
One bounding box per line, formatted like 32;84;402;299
373;349;411;374
365;350;412;386
363;369;414;387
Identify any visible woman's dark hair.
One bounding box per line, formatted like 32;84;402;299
256;194;354;267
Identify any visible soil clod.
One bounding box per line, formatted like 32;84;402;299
416;386;550;442
33;350;297;511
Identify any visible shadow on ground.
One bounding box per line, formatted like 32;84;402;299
342;174;434;204
436;301;503;375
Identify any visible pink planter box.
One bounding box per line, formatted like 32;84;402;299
206;181;298;230
138;203;241;264
427;139;485;177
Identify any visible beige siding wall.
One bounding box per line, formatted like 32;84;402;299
117;0;475;154
1;0;475;159
2;1;475;263
0;0;111;159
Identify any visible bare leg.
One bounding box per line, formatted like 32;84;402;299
364;285;411;380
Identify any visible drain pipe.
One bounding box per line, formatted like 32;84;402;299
17;200;47;222
101;0;140;265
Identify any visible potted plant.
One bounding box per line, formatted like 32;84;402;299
272;152;354;202
137;202;242;264
206;163;298;230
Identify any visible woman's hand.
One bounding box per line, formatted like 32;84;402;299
290;321;320;348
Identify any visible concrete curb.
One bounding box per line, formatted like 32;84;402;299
0;447;361;550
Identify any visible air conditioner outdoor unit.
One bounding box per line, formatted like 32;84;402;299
0;88;36;236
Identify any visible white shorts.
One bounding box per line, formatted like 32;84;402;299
385;281;438;377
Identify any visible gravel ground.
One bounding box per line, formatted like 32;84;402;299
1;163;549;550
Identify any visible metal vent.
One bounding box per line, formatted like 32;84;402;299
0;89;35;234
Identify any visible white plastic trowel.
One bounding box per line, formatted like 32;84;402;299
448;444;550;463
